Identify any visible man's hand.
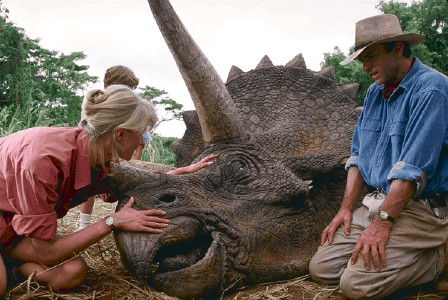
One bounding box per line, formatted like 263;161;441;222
321;209;352;245
351;216;393;271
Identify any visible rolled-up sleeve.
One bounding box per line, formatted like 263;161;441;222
345;155;359;171
345;107;363;171
12;212;57;241
387;161;427;197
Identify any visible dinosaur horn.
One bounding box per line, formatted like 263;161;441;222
147;0;248;144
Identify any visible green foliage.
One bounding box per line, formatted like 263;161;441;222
136;86;184;165
321;47;372;105
0;3;179;166
141;135;177;166
31;50;96;126
321;0;448;105
0;97;56;137
139;85;184;132
0;12;98;128
378;0;448;75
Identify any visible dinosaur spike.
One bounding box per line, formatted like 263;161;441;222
285;54;306;69
182;110;198;126
341;83;360;101
256;55;274;69
226;65;244;82
316;66;335;79
355;106;363;116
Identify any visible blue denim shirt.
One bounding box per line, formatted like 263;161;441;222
345;58;448;197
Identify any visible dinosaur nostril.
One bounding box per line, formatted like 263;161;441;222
159;193;177;203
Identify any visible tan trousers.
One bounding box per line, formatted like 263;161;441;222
309;193;448;299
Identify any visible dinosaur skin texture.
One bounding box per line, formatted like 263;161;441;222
108;1;360;299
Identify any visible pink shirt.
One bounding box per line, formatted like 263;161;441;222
0;127;106;242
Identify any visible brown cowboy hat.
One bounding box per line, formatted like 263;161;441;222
340;14;425;65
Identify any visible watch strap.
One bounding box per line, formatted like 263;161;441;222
378;210;395;223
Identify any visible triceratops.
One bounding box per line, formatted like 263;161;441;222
108;0;360;299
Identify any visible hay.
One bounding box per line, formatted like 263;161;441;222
226;275;342;300
6;201;177;300
4;199;445;300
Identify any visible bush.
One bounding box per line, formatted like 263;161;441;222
0;99;56;137
141;135;177;166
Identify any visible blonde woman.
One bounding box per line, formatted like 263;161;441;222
0;85;216;295
77;65;143;230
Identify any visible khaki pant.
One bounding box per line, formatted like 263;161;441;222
309;193;448;299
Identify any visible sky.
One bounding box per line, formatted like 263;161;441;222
3;0;415;137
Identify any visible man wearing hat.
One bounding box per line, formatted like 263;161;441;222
309;14;448;298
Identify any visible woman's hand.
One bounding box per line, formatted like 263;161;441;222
114;197;169;233
168;154;219;175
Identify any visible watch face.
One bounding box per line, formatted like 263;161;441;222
106;216;114;227
379;211;388;220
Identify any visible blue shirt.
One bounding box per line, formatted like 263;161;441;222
345;58;448;197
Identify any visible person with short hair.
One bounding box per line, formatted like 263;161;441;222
309;14;448;298
0;85;217;296
103;65;139;90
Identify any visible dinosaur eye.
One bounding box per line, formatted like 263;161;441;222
224;161;251;184
235;166;245;176
159;193;177;203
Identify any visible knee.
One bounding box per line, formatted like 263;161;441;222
340;269;376;299
309;254;325;282
54;258;88;290
339;273;363;299
309;251;340;284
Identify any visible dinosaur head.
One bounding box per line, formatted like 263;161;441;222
108;0;359;298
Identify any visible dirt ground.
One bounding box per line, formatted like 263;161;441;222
5;199;446;300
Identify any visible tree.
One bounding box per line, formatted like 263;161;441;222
0;4;98;128
0;1;180;167
378;0;448;75
321;47;372;105
321;0;448;106
139;85;184;132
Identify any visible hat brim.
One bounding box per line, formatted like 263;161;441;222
340;33;425;65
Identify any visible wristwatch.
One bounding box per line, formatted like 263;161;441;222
378;210;395;223
105;215;116;230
